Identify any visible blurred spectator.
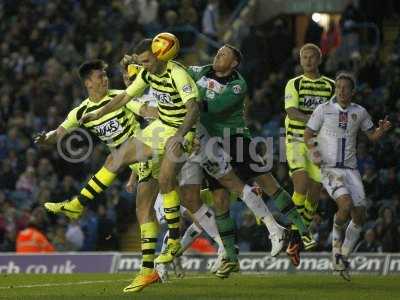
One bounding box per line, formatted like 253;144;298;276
66;221;85;251
136;0;160;36
202;0;219;53
265;19;292;73
339;1;362;57
179;0;199;27
0;160;18;190
304;16;323;46
54;175;79;201
16;217;55;253
96;204;119;250
354;228;383;252
238;209;269;251
15;166;37;194
79;210;98;251
310;213;331;251
375;207;398;252
51;224;75;251
378;167;400;200
321;20;341;56
357;143;375;175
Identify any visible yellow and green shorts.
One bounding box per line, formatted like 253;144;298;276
132;119;195;181
285;140;321;183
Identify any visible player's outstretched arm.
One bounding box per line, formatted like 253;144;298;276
366;116;392;142
79;92;133;124
34;126;67;145
165;99;199;153
177;99;199;137
139;103;159;119
125;170;138;193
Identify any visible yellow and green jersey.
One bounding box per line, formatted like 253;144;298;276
284;75;335;142
126;60;199;128
61;89;141;148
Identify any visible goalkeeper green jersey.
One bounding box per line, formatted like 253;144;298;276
187;65;250;138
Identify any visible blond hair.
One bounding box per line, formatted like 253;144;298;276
300;43;322;59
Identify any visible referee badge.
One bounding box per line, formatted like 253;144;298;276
351;113;357;121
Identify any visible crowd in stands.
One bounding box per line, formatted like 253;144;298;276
0;0;399;254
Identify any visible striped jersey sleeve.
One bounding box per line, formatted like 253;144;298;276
60;101;88;131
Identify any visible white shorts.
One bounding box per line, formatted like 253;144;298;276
321;167;366;207
154;194;188;225
179;125;232;186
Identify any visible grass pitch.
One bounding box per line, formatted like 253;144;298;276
0;273;399;300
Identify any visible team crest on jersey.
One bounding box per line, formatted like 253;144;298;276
232;84;241;94
206;89;215;99
351;113;357;121
338;111;348;129
182;84;192;94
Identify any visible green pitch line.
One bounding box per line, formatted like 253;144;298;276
0;273;399;300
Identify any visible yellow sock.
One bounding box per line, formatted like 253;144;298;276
79;166;117;204
140;222;159;274
162;190;180;241
291;192;306;230
303;196;318;227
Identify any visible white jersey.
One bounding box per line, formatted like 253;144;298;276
307;98;374;169
136;87;157;107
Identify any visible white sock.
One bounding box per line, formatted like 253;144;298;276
161;231;169;253
332;214;345;249
180;222;202;252
193;204;224;251
242;185;281;234
341;220;362;257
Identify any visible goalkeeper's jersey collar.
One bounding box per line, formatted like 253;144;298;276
205;67;240;85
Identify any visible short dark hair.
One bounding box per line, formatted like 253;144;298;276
335;71;356;90
224;44;243;66
78;60;107;81
133;39;153;55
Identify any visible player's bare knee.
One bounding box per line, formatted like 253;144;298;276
218;172;244;195
104;155;118;172
337;195;352;218
292;171;308;194
158;174;174;193
213;189;230;213
255;174;280;196
104;154;113;165
179;185;201;212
